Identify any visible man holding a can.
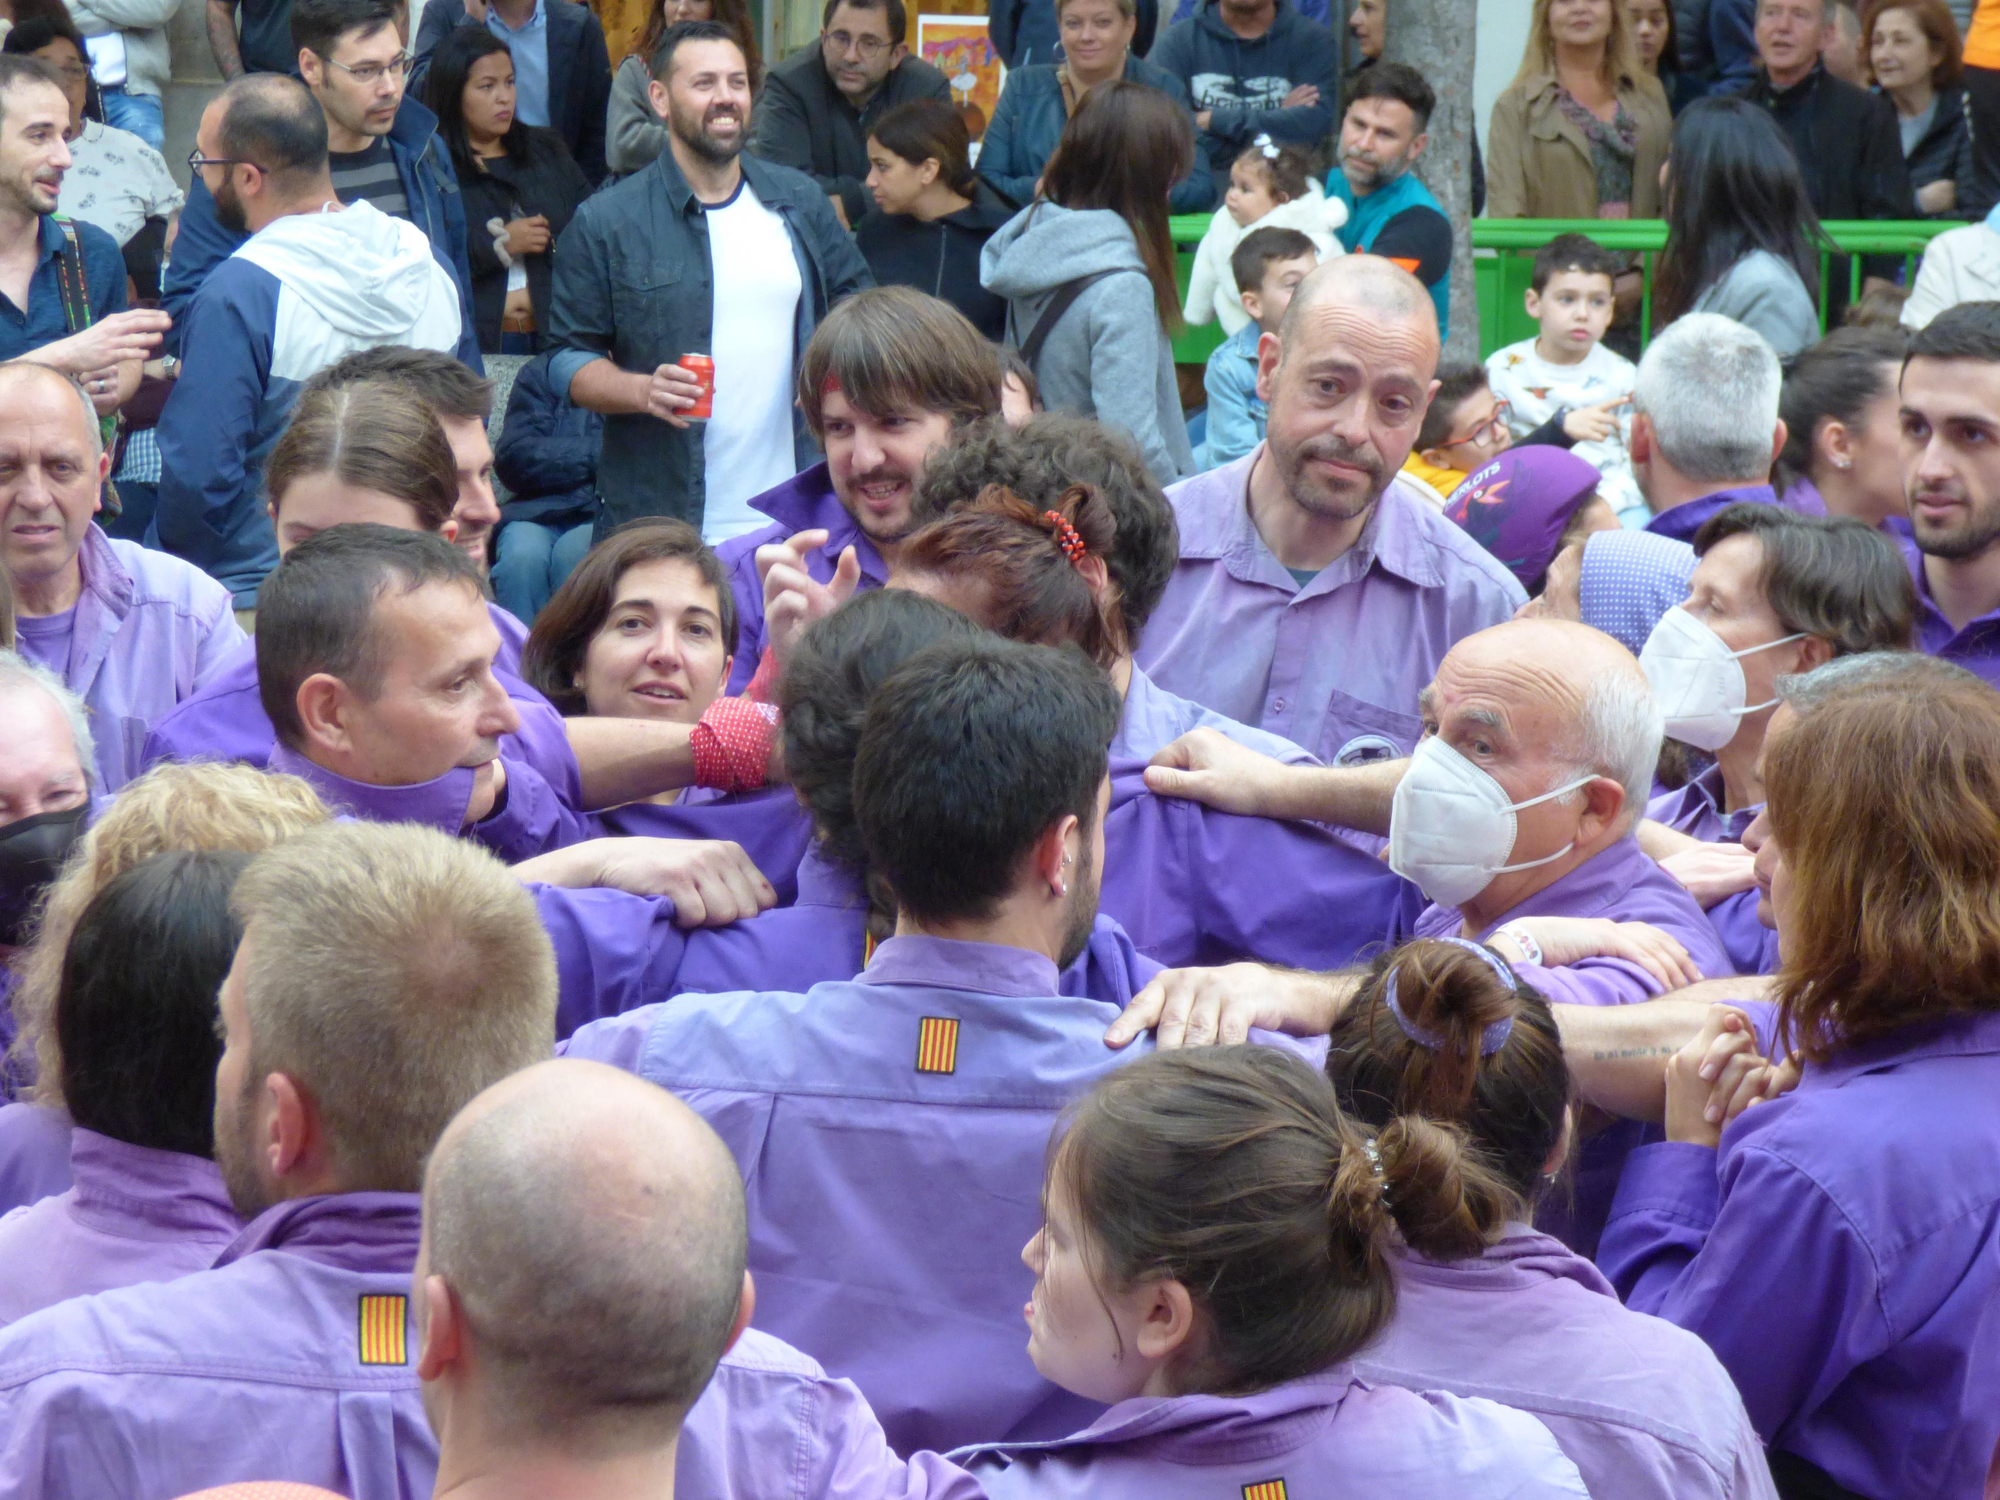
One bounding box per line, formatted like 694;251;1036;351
548;19;873;545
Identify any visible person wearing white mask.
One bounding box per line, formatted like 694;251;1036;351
1635;503;1917;973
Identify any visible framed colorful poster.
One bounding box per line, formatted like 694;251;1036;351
915;14;1005;137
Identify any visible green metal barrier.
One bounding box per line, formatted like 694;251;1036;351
1168;214;1953;367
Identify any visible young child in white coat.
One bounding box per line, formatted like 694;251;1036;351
1183;138;1345;336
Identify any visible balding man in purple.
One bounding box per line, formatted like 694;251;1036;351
0;820;557;1497
1631;314;1819;545
1;361;243;790
416;1058;977;1500
1137;256;1525;768
1895;302;2000;685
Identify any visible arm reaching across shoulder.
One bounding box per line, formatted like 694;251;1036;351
1105;963;1363;1048
1144;728;1405;832
513;836;777;927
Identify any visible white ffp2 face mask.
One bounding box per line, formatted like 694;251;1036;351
1639;606;1806;753
1388;736;1595;907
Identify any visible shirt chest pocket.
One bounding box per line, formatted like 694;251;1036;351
608;252;689;357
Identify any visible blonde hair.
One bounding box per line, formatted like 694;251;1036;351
8;762;332;1104
1510;0;1661;97
230;821;556;1192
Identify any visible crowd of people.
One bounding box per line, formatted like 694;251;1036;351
3;0;2000;1494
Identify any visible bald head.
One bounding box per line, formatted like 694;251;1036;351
213;73;329;183
422;1060;748;1446
1426;619;1662;824
0;362;101;453
1278;255;1440;356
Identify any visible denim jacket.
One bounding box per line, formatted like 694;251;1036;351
546;149;873;534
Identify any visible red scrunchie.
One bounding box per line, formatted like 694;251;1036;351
689;695;781;793
1044;510;1087;566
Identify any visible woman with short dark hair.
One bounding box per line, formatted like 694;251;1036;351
0;851;251;1326
1863;0;1973;216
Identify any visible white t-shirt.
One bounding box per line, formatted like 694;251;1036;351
699;179;803;543
58;120;183;248
1485;337;1645;526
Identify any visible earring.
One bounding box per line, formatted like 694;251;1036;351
1833;457;1853;470
1058;879;1068;896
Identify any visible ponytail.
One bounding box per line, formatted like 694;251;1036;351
1053;1047;1515;1395
1328;937;1571;1216
898;482;1128;668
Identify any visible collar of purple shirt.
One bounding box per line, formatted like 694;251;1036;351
213;1190;424;1274
65;1129;240;1240
857;934;1063;998
1387;1222;1617;1298
1642;484;1790;545
1646;761;1758;844
744;463;890;585
267;741;476;832
1793;1006;2000;1097
1888;519;2000;685
1173;451;1452;600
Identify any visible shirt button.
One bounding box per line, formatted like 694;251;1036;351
1272;697;1287;712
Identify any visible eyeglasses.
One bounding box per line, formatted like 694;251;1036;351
823;29;891;58
188;148;263;174
1439;399;1512;451
325;51;415;85
47;62;90;83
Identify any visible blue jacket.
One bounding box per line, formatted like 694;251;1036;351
1166;0;1326;20
412;0;613;184
494;350;602;529
1147;0;1337;194
989;0;1157;69
546;150;873;533
1201;320;1265;468
150;202;473;607
978;52;1217;213
161;94;479;359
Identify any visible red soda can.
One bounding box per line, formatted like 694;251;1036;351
678;353;715;419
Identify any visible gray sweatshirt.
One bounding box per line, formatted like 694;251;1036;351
1688;250;1821;361
981;201;1195;485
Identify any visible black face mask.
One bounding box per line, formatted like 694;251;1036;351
0;804;88;947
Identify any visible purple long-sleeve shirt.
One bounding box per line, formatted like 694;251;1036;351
0;1128;240;1328
1134;452;1525;768
0;1101;74;1216
716;464;889;695
945;1367;1590;1499
1601;1009;2000;1500
561;934;1162;1457
1352;1227;1774;1500
135;604;588;814
1414;834;1734;1256
1106;761;1427;970
1647;765;1780;975
1642;482;1822;545
1111;663;1315;765
537;845;1167;1037
11;526;244;791
266;741;599;864
0;1187;972;1500
599;787;817;907
1889;520;2000;687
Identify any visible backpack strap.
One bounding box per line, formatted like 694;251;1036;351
1016;268;1120;374
51;217;93;336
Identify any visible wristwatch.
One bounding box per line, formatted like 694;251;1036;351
157;353;180;379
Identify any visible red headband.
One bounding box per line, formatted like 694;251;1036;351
1044;511;1087;567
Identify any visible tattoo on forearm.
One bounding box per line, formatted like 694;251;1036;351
1590;1046;1675;1061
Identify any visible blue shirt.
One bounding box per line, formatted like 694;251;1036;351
487;0;551;127
0;215;128;361
1201;321;1266;470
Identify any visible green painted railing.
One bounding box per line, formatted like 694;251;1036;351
1167;214;1956;367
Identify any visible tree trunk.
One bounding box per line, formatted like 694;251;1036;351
1384;0;1480;363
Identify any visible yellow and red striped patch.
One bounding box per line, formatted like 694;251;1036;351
915;1016;959;1074
357;1293;408;1365
1242;1481;1288;1500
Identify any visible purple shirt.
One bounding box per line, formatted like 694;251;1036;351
561;934;1162;1457
1353;1227;1774;1500
267;741;599;864
1891;521;2000;687
599;787;817;907
1647;765;1779;976
136;604;585;808
0;1102;75;1217
716;464;888;695
1135;452;1526;768
1105;761;1427;970
1111;664;1315;766
538;847;1166;1037
0;1187;960;1500
1642;483;1818;546
946;1367;1590;1499
15;528;243;790
0;1128;240;1327
1600;1010;2000;1500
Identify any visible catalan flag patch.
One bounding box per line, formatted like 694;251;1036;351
1242;1481;1288;1500
357;1293;408;1365
915;1016;959;1074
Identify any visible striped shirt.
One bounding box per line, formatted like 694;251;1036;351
328;138;409;220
